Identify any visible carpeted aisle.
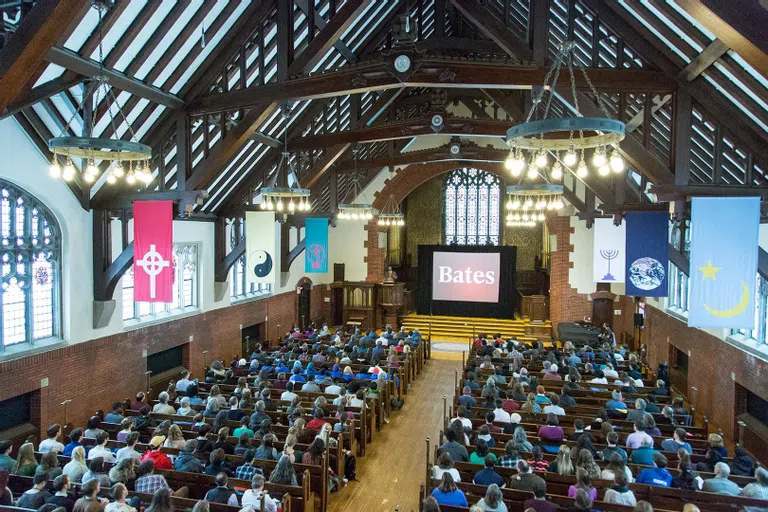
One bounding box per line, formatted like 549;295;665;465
329;358;460;512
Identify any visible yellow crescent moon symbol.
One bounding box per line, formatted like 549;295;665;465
703;281;750;318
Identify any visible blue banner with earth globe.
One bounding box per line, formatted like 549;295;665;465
304;217;329;273
625;211;669;297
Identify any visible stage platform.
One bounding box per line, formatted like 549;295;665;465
401;313;552;343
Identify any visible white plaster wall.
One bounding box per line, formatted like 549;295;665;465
568;216;626;297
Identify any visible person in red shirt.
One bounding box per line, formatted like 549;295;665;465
131;392;146;411
140;436;173;470
306;408;328;430
484;412;502;434
501;391;521;412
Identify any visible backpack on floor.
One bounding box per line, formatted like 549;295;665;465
344;452;357;481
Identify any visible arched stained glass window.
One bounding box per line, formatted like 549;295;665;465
444;168;500;245
0;179;61;348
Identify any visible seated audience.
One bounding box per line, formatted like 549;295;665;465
63;446;88;483
431;473;468;507
241;474;278;512
203;473;239;506
432;452;461;482
16;473;52;509
476;483;508;512
40;424;66;454
603;470;637;506
702;461;741;496
473;456;505;487
636;453;673;488
523;479;557;512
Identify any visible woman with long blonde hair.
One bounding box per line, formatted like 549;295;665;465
282;432;297;463
63;446;88;483
12;443;36;476
163;424;185;450
576;450;602;480
549;444;575;475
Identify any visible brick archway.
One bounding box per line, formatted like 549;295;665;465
366;160;508;281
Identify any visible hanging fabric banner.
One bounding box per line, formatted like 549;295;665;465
133;201;174;302
689;197;759;329
625;211;669;297
245;211;276;288
305;217;329;273
593;217;626;283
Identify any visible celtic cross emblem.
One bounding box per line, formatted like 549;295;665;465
136;244;170;298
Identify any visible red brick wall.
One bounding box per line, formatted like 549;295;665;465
0;291;300;435
644;304;768;440
546;216;592;327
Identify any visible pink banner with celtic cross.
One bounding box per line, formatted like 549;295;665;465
133;201;174;302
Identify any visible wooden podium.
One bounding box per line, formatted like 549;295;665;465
330;281;376;329
378;282;406;326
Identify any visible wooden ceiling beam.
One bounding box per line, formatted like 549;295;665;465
449;0;533;62
45;46;184;109
1;72;82;119
189;59;675;114
0;0;87;114
292;0;364;71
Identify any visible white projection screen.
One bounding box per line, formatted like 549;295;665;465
431;251;501;303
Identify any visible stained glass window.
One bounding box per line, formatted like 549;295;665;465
0;180;60;349
122;244;199;322
444;168;501;246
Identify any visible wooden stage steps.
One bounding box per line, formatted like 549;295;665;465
401;313;552;343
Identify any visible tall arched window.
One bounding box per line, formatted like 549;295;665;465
0;180;61;349
444;168;501;245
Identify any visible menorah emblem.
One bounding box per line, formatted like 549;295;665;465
600;249;619;281
136;244;170;299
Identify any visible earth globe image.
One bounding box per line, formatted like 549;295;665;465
629;257;665;290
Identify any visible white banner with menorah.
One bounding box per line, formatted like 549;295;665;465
593;218;626;283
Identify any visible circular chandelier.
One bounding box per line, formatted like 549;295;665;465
505;184;564;227
337;148;377;221
505;41;626;181
377;194;405;227
260;106;311;213
48;2;152;186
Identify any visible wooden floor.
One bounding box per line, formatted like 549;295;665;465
329;358;460;512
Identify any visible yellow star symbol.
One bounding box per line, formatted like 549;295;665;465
698;260;722;281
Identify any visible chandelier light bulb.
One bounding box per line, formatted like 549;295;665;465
276;200;284;211
506;199;514;210
366;212;373;220
551;162;563;180
63;163;75;182
592;147;607;167
106;172;117;184
113;162;125;177
522;213;529;221
538;213;545;221
535;151;548;168
260;201;267;210
86;161;98;176
398;219;404;226
511;199;521;209
84;173;95;183
505;156;515;171
610;149;625;173
524;198;534;209
288;200;295;212
576;157;588;178
527;167;538;180
126;171;136;185
598;163;611;176
49;162;61;179
563;148;578;167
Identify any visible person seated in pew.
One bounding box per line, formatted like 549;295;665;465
543;364;562;381
211;427;234;456
575;449;601;480
453;406;473;431
40;424;66;454
566;420;588;442
139;437;172;471
439;427;469;463
104;483;137;512
235;450;263;481
16;472;53;509
306;408;328;430
151;392;176;416
60;446;88;484
256;435;279;462
241;474;278;512
702;461;741;496
431;472;468;507
706;433;728;458
602;452;634;483
73;477;109;512
483;412;501;434
543;394;566;416
131;392;147;412
466;372;481;391
459;386;478;409
731;447;756;477
84;416;105;440
527;446;549;473
520;394;541;414
204;473;239;506
82;457;111;489
626;399;647;423
631;438;659;467
194;424;213;454
605;390;628;414
537;413;565;443
132;406;154;432
603;470;637;506
280;381;298;402
558;386;576;409
568;467;598;502
523;479;557;512
104;403;125;426
205;449;232;477
476;483;508;512
671;451;702;490
207;385;228;410
12;442;37;477
476;425;496;449
186;385;205;408
248;401;270;431
432;452;461;482
232;417;254;440
739;466;768;508
533;386;551;405
163;425;185;451
109;457;137;488
45;474;75;512
636;453;673;487
470;439;496;465
588;370;608;385
301;378;321;394
223;397;245;424
548;445;575;475
233;433;250;457
661;427;692;454
36;449;63;480
268;455;298;486
507;460;545;492
626;420;654;449
170;440;201;475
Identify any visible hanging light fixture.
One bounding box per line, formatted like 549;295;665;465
337;147;377;221
48;2;152;186
504;184;564;227
260;105;311;213
377;167;404;227
505;41;625;182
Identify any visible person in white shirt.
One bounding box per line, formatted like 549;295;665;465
590;371;608;385
281;381;298;402
603;364;619;381
152;392;176;415
241;474;278;512
432;452;462;482
625;421;654;449
325;382;343;396
174;370;193;394
454;406;472;430
39;424;65;454
542;395;566;416
115;432;141;464
105;483;137;512
87;431;116;463
492;400;512;423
